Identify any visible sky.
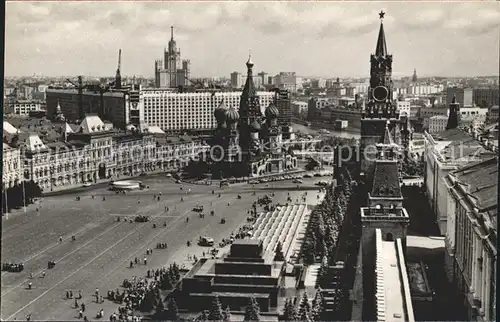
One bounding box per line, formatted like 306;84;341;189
5;1;500;78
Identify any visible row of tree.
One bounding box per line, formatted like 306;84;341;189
154;291;181;321
401;157;424;177
280;290;326;322
196;295;260;322
2;180;42;213
300;173;353;265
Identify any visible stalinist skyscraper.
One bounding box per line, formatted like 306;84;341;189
154;26;191;88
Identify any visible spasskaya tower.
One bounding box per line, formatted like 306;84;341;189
360;11;402;182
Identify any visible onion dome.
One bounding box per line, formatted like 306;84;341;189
265;102;279;119
225;107;240;123
246;54;254;69
251;120;261;132
214;99;228;123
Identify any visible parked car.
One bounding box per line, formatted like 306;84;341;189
198;236;215;247
83;183;91;187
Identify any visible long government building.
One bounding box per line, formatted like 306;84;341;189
46;87;275;133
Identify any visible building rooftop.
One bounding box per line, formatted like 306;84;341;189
428;128;497;163
429;115;448;120
78;114;111;134
431;128;469;142
450;157;498;225
47;88;125;98
3;121;20;134
3;143;15;151
375;229;415;322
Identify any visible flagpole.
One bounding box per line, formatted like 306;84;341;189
4;188;8;218
22;180;26;213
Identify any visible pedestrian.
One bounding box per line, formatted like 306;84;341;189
130;261;133;268
144;257;147;265
100;295;104;303
84;316;88;322
79;310;83;319
28;281;32;289
134;257;138;264
75;298;79;308
59;236;63;243
42;271;46;278
26;314;31;321
81;303;86;312
30;272;33;279
69;290;73;298
66;290;70;299
78;290;82;299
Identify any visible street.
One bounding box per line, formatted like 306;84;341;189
1;175;326;321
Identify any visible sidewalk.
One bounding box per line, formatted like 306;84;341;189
41;171;169;197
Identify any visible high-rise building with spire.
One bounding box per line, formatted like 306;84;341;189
154;26;191;88
412;68;418;83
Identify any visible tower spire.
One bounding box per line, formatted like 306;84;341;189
375;11;388;56
171;26;174;41
446;95;460;130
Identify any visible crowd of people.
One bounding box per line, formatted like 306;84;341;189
2;262;24;272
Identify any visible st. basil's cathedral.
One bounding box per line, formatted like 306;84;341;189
207;56;297;179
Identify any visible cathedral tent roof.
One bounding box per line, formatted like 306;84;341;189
375;20;388;56
370;160;402;198
382;124;393;145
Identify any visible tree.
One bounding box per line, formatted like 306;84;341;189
223;306;231;321
311;290;325;321
160;274;173;290
207;295;224;321
274;241;285;261
139;289;156;312
165;298;180;321
281;298;297;321
171;262;181;281
301;239;316;265
330;288;344;317
316;256;330;289
155;295;165;319
244;297;260;322
298;292;312;322
196;310;209;322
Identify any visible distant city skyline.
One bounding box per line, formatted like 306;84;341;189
5;2;500;78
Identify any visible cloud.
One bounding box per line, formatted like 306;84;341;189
4;1;499;78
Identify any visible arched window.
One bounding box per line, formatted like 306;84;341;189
386;233;394;241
